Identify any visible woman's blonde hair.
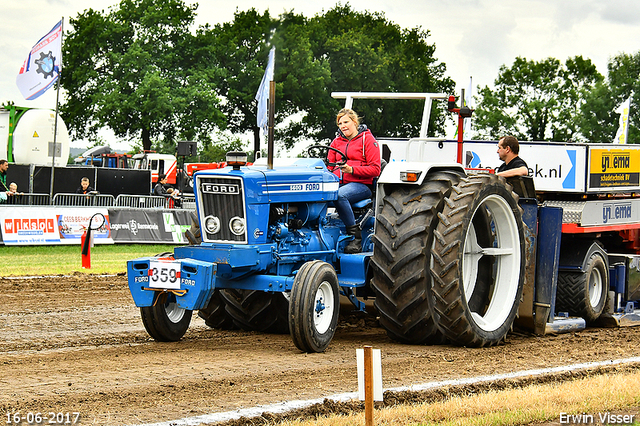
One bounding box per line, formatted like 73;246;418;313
336;108;360;126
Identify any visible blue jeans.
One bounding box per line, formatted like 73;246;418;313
334;182;372;227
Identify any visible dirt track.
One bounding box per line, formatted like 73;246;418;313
2;274;640;425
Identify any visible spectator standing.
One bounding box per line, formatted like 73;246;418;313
0;160;8;192
76;177;95;194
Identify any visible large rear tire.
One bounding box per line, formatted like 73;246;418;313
556;251;608;323
141;293;192;342
430;174;525;347
185;211;201;245
197;290;236;330
220;289;290;334
370;171;463;344
289;260;340;353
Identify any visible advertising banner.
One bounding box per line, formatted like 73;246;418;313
391;139;588;193
108;209;191;244
0;207;195;245
588;147;640;190
0;207;111;245
462;141;586;192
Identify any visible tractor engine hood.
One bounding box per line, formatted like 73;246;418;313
193;158;339;245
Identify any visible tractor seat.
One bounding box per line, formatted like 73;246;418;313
353;198;372;209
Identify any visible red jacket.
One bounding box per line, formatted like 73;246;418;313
328;127;381;185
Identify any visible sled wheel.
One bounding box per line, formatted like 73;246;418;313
556;251;608;323
289;260;340;353
430;174;525;347
220;289;290;334
197;289;236;330
141;292;192;342
370;171;463;344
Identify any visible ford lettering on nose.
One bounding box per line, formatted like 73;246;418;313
201;183;240;194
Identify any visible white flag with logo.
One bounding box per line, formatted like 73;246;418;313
255;47;275;135
613;95;632;144
16;20;63;101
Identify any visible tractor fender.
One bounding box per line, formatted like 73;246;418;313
558;240;609;273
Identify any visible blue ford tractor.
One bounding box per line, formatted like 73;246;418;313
127;92;640;352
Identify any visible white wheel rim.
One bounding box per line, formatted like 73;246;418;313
463;224;480;298
165;300;186;323
589;265;604;308
313;281;334;334
463;194;521;332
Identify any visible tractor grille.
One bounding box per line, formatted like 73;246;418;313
197;176;247;243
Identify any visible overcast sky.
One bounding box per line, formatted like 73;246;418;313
2;0;640;149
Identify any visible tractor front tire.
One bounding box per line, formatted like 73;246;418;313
141;293;192;342
289;260;340;353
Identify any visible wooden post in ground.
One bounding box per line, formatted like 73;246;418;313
364;345;374;426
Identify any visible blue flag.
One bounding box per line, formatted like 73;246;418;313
255;47;275;135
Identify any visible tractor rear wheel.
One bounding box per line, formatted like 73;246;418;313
220;289;290;334
289;260;340;353
556;251;608;323
430;174;525;347
197;289;236;330
185;212;201;245
140;292;192;342
370;171;463;344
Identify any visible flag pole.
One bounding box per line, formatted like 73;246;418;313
49;17;63;200
267;80;275;170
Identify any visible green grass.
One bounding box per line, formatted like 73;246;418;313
0;244;177;276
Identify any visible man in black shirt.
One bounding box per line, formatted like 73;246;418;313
496;135;528;177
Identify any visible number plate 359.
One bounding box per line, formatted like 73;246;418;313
148;261;181;289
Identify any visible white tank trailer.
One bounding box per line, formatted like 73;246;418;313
0;105;70;166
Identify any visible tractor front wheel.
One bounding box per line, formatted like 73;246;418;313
141;293;192;342
289;260;340;353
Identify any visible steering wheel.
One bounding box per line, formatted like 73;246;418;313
307;144;348;168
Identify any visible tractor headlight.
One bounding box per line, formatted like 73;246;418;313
204;215;221;234
229;216;245;236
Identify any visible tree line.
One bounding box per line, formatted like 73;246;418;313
60;0;639;162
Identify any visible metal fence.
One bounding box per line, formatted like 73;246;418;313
2;193;51;206
0;192;195;210
115;194;170;209
181;195;196;210
53;193;116;207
